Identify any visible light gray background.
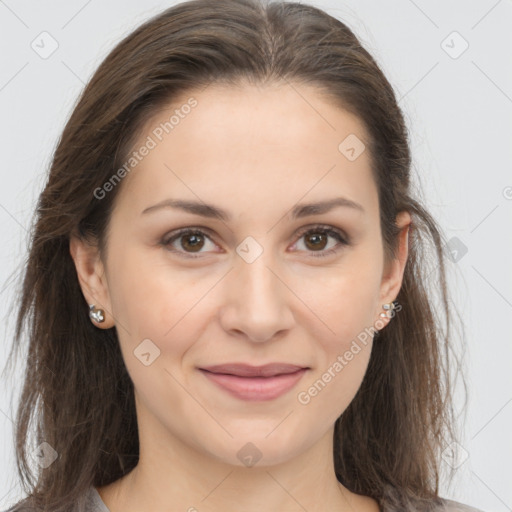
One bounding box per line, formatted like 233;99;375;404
1;1;511;510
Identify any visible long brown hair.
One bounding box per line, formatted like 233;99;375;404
4;0;466;510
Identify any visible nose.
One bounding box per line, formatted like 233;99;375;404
218;250;295;343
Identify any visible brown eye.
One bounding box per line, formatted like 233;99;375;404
162;228;216;257
180;233;205;252
293;225;349;258
304;232;328;251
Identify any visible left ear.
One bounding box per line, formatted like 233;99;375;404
378;210;411;306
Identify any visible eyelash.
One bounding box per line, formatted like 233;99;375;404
160;224;350;259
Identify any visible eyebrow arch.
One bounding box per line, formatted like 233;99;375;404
141;196;365;221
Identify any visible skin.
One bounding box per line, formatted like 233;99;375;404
70;82;410;512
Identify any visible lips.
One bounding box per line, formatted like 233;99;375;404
198;363;309;401
199;363;307;377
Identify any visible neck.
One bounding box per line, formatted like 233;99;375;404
97;426;379;512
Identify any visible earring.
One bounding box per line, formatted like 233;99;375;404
379;301;396;319
89;304;105;323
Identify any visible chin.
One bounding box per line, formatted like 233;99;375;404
195;428;315;469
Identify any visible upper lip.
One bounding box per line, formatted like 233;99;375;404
199;363;308;377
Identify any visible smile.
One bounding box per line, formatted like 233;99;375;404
198;367;309;401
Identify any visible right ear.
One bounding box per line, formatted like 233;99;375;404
69;234;115;329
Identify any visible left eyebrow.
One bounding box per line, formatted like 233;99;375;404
290;197;365;218
140;196;365;221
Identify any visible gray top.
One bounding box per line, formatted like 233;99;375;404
83;487;485;512
86;488;110;512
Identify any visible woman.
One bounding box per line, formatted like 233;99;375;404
4;0;484;510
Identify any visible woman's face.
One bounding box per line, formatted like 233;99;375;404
72;82;409;467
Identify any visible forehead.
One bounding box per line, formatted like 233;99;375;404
116;83;378;220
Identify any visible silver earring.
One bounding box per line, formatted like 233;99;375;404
89;304;105;323
379;301;396;319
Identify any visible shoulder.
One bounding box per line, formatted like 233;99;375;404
84;486;110;512
379;496;486;512
1;498;36;512
436;498;485;512
1;486;109;512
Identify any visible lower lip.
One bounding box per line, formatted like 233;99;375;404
199;368;308;401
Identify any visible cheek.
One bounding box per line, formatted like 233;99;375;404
107;244;193;333
297;342;372;430
296;252;383;345
106;245;219;371
293;251;382;411
296;268;380;422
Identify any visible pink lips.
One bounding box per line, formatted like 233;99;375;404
199;363;308;401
